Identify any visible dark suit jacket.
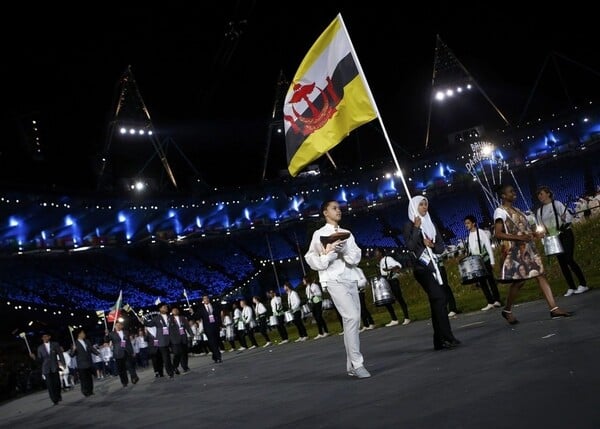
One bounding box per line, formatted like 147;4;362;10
36;341;66;375
403;221;445;273
69;339;100;369
197;303;222;334
105;329;134;359
143;313;179;347
172;315;193;343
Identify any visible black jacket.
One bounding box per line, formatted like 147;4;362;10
403;221;445;272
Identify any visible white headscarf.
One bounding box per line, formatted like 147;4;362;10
407;195;437;242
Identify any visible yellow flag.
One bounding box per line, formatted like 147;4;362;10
283;14;377;177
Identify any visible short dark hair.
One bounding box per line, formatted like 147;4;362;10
464;214;477;223
536;185;553;199
320;199;338;215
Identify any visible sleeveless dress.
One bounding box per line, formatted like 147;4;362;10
493;206;545;283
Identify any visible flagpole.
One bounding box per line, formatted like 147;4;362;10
112;290;123;331
19;332;32;355
100;311;108;331
68;325;75;345
265;233;282;294
338;13;443;284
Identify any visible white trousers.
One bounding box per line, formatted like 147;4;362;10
325;280;364;372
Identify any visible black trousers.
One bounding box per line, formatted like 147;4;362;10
389;277;410;319
311;301;329;334
149;349;163;375
557;229;587;290
439;266;458;313
172;341;189;371
292;310;308;338
275;315;289;340
256;317;271;342
478;260;501;304
158;346;174;376
358;290;374;327
115;353;137;386
45;370;62;404
205;324;222;362
414;268;457;348
77;367;94;396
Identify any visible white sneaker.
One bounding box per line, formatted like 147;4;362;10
402;319;411;325
314;334;323;339
237;347;246;351
279;339;289;345
493;301;502;308
385;320;399;327
564;289;576;297
481;304;495;311
262;342;272;348
338;331;344;336
448;311;457;317
574;285;589;294
299;336;308;342
248;345;257;350
366;324;376;330
321;332;329;338
348;366;371;379
359;327;367;333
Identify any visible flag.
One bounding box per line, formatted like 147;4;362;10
283;13;377;177
183;289;188;298
96;310;105;318
107;290;123;324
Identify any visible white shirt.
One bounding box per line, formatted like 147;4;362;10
241;305;255;324
536;200;572;236
287;289;302;312
306;282;322;300
304;223;362;284
466;228;495;266
379;255;402;277
270;296;284;315
255;302;268;317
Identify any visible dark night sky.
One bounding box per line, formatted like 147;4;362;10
2;1;600;192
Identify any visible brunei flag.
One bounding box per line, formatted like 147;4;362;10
107;290;123;326
284;13;377;177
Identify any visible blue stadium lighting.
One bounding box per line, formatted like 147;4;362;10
64;215;74;227
118;212;127;223
8;216;19;227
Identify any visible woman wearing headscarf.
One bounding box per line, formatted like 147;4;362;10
403;195;461;351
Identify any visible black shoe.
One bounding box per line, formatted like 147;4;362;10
434;340;459;351
174;369;181;375
214;358;222;363
132;376;139;384
122;383;128;387
53;401;59;405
